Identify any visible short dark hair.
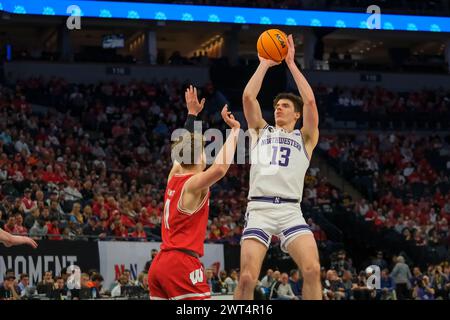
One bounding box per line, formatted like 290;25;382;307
88;269;98;277
20;273;29;280
290;269;299;277
273;93;303;114
91;274;104;282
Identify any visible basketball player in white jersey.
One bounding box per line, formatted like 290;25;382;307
235;35;321;300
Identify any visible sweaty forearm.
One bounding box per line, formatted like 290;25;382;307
287;62;319;135
287;61;315;106
212;128;239;171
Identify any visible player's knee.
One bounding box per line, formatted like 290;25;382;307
302;261;321;282
239;271;258;289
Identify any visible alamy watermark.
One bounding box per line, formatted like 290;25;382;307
366;5;381;30
66;5;82;30
66;264;81;289
170;123;304;176
365;265;381;289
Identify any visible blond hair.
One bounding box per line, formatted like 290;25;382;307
171;132;205;169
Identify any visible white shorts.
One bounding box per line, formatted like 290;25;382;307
241;201;313;253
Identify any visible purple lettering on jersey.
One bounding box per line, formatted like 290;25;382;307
270;146;291;167
260;137;302;153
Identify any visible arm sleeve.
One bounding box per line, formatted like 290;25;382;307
184;114;198;133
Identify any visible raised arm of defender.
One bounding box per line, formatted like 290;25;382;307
184;105;240;192
285;35;319;157
168;85;206;180
242;57;279;130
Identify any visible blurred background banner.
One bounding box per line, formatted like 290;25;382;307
98;241;224;289
1;0;450;32
0;240;100;285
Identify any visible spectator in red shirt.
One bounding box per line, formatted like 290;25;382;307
108;209;120;226
4;216;16;234
328;145;340;159
208;224;221;241
46;217;62;240
307;218;326;242
8;163;24;183
219;217;231;237
394;199;404;215
149;209;161;227
131;222;147;241
380;191;395;208
373;209;385;228
13;95;30;113
120;211;136;229
138;208;153;228
13;214;28;235
41;165;64;184
408;171;421;184
364;205;377;222
433;188;445;208
92;195;105;217
35;127;48;142
105;196;118;215
20;188;36;215
146;200;158;216
112;221;129;240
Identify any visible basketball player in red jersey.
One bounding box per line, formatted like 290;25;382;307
148;85;240;300
0;228;38;248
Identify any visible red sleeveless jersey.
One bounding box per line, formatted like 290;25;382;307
160;173;210;257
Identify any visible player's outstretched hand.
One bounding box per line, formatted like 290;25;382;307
185;85;205;116
5;235;38;248
285;34;296;66
258;55;281;68
221;105;240;129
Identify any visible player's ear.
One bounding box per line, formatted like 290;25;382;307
295;112;301;120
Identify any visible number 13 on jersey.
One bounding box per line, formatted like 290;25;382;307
270;146;291;167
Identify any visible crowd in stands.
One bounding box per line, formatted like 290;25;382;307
319;131;450;247
1;76;450;300
0;78;337;247
0;266;149;300
316;251;450;300
0;78;228;242
326;87;450;120
1;77;449;253
203;249;450;300
2;248;449;300
309;85;448;129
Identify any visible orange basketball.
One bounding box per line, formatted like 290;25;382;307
257;29;288;63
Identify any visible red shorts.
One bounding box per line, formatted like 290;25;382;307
148;250;211;300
